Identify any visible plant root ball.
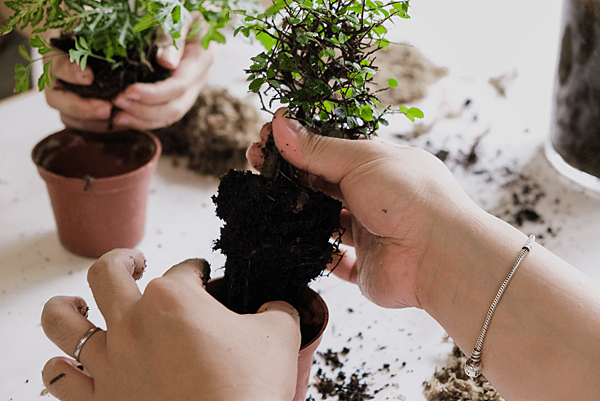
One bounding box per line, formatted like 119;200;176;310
50;34;171;100
212;169;342;315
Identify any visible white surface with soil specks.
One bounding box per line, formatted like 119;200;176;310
3;0;600;400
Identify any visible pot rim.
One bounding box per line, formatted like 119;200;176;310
205;276;329;351
32;128;162;192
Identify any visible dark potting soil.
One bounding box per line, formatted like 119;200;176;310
211;168;342;318
310;348;374;401
50;34;171;100
34;130;156;179
312;369;374;401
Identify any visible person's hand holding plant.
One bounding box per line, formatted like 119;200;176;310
248;108;491;310
45;13;215;132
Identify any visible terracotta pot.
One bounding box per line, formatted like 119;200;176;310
32;128;161;258
205;278;328;401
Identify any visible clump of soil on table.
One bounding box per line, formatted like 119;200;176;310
369;43;447;105
423;345;505;401
152;86;263;177
51;34;171;100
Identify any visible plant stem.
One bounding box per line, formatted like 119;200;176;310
260;128;283;181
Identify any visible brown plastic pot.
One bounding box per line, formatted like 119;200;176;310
205;277;328;401
32;128;161;258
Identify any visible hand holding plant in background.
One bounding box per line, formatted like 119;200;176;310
0;0;240;93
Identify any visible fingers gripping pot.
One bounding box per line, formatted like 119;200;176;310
205;277;328;401
32;128;161;258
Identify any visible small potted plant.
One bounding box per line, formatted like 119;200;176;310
0;0;236;257
209;0;422;399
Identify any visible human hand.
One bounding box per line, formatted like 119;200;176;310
45;14;215;132
44;53;114;132
248;109;486;310
41;249;301;401
110;18;216;131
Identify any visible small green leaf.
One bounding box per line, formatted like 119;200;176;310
249;77;265;92
256;32;276;51
37;61;53;91
29;35;45;49
14;63;31;93
172;5;181;24
334;106;347;118
407;107;424;119
361;105;373;121
362;67;376;75
387;78;398;87
319;48;336;59
201;29;226;48
18;45;32;62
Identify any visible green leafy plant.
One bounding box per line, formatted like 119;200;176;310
0;0;239;93
236;0;423;139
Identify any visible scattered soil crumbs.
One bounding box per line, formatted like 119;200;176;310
152;86;264;177
495;172;547;228
312;369;374;401
405;133;562;242
369;44;447;105
309;348;374;401
423;345;505;401
488;71;517;97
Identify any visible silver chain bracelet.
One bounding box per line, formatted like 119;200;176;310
464;234;536;378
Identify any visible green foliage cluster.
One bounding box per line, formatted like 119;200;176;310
0;0;237;92
236;0;423;138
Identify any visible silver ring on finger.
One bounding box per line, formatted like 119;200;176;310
74;326;103;363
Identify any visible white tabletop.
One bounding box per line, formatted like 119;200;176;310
2;0;599;400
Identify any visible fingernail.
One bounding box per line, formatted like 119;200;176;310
276;109;305;134
49;373;66;385
73;297;89;317
121;89;141;101
157;47;178;69
114;114;131;126
256;300;299;317
132;259;145;281
112;97;131;109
